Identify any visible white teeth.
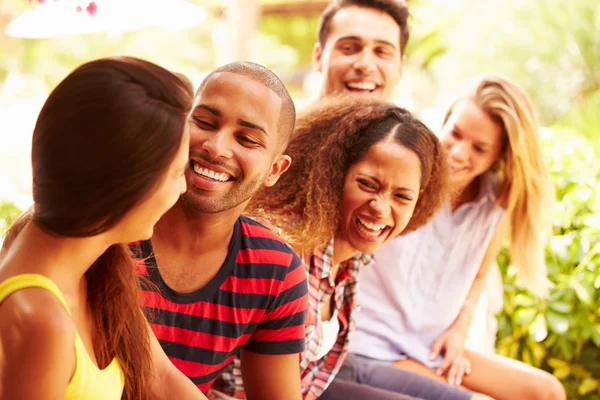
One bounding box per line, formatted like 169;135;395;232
357;217;386;232
347;82;376;91
192;162;231;182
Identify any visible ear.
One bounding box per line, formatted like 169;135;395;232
264;154;292;187
399;53;407;79
313;42;323;73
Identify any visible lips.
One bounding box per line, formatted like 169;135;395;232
344;80;379;94
448;162;468;174
192;161;232;182
354;216;391;242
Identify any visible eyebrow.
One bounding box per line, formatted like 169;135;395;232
239;119;267;135
453;124;492;148
196;104;220;117
195;104;267;135
336;35;397;50
368;175;416;195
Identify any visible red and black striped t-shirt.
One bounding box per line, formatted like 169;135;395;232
133;215;308;394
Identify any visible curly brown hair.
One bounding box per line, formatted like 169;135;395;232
247;96;448;253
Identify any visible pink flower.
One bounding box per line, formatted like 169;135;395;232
86;1;98;16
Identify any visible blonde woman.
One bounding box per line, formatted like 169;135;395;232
346;75;565;400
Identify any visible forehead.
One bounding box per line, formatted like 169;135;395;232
327;6;401;48
449;100;503;145
195;72;282;133
352;140;422;190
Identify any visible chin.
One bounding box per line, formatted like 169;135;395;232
136;226;155;242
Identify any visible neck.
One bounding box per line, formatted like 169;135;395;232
331;235;358;271
152;198;243;254
1;222;112;296
450;176;480;211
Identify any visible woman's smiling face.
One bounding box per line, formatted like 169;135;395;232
337;137;422;256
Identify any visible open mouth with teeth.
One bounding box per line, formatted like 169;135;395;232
345;81;379;94
191;160;234;182
448;163;468;174
355;216;390;239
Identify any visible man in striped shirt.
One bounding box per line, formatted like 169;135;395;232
134;61;308;399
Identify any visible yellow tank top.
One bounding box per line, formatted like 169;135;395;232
0;274;125;399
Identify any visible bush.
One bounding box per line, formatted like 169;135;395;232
496;128;600;399
0;201;21;240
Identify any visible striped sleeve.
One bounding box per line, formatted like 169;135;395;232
244;252;308;354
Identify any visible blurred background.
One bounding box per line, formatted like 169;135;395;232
0;0;598;397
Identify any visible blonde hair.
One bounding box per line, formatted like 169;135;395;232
443;74;555;296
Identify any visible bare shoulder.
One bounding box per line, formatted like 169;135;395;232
0;287;76;397
0;286;74;339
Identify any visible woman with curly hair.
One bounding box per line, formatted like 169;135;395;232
349;75;565;400
215;97;488;400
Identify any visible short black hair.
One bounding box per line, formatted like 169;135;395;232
318;0;410;55
196;61;296;146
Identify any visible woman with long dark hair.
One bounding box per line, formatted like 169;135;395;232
0;57;207;399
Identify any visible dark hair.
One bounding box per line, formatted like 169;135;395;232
23;56;193;399
196;61;296;145
247;96;447;252
318;0;410;55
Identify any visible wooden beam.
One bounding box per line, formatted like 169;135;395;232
214;1;329;17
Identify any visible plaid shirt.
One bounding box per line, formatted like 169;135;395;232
212;239;373;399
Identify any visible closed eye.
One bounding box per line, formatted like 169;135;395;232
376;48;394;58
193;118;216;129
395;193;413;202
357;179;377;191
340;43;360;54
237;135;261;148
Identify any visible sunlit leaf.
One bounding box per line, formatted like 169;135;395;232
577;377;599;396
515;308;537;325
553;365;572;380
546;311;570;334
529;314;548;342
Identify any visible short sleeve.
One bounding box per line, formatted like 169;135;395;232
244;252;308;354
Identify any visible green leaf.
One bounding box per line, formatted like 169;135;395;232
528;341;546;367
548;300;574;314
577;377;600;396
515;308;537;325
592;324;600;347
548;358;569;369
545;310;570;334
522;347;533;366
557;336;575;361
514;293;537;308
553;365;572;380
572;280;592;305
528;314;548;342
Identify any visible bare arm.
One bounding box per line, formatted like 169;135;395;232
452;214;511;334
147;327;208;400
431;214;510;384
240;350;302;400
0;289;75;399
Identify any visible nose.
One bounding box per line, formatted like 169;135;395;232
368;196;391;218
201;129;234;160
353;49;376;74
449;141;469;163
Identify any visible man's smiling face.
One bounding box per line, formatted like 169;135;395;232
314;5;404;100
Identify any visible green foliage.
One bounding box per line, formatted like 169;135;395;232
0;201;21;239
497;129;600;399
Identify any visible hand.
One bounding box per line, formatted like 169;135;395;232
430;327;470;386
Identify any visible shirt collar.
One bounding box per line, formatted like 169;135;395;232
312;238;374;280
